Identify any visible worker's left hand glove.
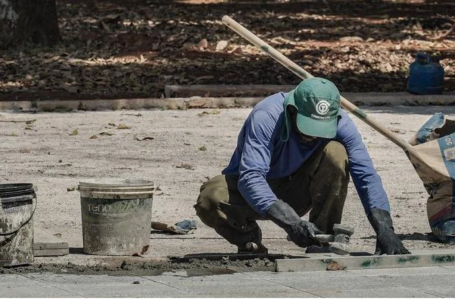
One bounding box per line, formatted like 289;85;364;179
368;208;411;255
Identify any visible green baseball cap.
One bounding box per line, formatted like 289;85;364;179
281;77;341;141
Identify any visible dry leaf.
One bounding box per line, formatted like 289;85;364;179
69;129;78;136
20;148;30;153
339;36;363;42
134;135;154;141
197;38;208;50
90;135;98;139
99;132;114;136
118;123;131;129
198;110;221;117
176;163;194;170
216;40;228;51
67;187;76;192
108;122;116;126
199;146;207;151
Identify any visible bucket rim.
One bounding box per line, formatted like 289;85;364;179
0;183;35;198
78;179;154;188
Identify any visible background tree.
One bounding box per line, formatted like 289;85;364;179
0;0;61;48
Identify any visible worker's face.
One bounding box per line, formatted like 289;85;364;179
288;106;317;144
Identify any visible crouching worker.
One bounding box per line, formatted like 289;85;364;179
194;77;410;255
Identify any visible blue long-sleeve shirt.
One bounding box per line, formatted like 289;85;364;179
222;92;390;217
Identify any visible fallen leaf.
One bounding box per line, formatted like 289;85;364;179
391;128;406;134
134;135;154;141
25;119;36;125
197;38;208;50
99;132;114;136
199;146;207;151
20;148;30;153
69;129;78;136
176;163;194;170
67;187;76;192
198;110;221;117
326;261;346;271
118;123;131;129
90;135;98;139
216;40;228;51
339;36;363;42
108;122;116;127
24;126;33;130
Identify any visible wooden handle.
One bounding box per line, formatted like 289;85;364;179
222;15;411;151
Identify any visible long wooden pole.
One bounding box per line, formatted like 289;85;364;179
222;16;411;151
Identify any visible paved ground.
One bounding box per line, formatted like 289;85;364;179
2;105;455;267
3;266;455;297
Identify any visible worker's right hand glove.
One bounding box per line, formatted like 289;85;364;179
368;208;411;255
266;199;322;248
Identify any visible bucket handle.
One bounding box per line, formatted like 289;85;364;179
0;194;37;236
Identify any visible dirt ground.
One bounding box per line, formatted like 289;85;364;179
1;105;455;273
1;0;455;101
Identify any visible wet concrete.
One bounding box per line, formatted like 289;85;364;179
1;256;277;277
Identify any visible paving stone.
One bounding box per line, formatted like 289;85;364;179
347;266;454;276
240;271;387;291
310;287;435;298
417;287;455;297
145;273;316;297
23;273;190;297
379;272;455;290
0;274;77;297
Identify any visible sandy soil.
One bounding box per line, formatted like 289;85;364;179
1;105;455;268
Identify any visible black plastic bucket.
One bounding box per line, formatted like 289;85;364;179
0;183;36;267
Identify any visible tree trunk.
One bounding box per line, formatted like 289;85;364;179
0;0;61;48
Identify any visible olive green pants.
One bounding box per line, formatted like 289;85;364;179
194;141;350;247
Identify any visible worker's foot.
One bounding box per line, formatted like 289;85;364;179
238;242;268;254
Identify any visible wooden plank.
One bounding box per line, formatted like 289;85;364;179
275;249;455;272
34;248;69;257
34;228;69;257
34;242;68;250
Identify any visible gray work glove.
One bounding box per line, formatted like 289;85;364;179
368;208;411;255
267;199;322;248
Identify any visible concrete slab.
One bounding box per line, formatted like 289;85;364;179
9;267;455;297
243;269;445;298
145;272;316;297
310;287;435;298
377;272;455;297
24;273;190;297
244;271;388;291
0;274;77;297
416;287;455;298
276;249;455;272
347;265;455;276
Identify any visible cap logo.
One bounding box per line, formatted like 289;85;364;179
316;100;330;115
